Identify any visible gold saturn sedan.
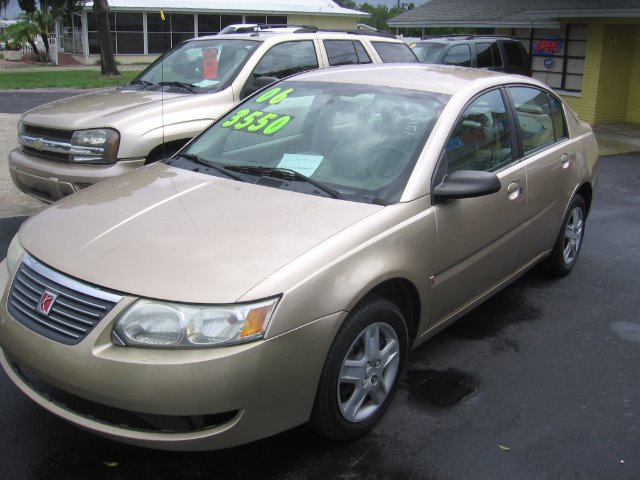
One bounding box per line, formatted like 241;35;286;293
0;64;598;451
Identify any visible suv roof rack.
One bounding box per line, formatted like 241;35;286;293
294;27;396;39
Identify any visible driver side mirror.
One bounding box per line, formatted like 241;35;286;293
433;170;501;202
240;76;279;99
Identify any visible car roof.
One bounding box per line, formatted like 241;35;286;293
288;63;543;96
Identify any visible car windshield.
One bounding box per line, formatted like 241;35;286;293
128;39;260;93
171;81;449;204
413;42;445;63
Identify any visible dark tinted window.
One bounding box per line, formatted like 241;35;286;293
251;41;319;80
220;15;243;30
443;45;471;67
371;42;418;63
476;42;503;68
503;42;526;67
324;40;371;66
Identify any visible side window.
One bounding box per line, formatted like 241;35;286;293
324;40;371;66
476;42;503;68
509;86;557;155
445;89;513;173
371;41;418;63
251;41;319;80
353;41;372;64
443;45;471;67
503;42;526;67
548;95;568;141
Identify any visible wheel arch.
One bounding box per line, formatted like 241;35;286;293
354;278;421;345
576;182;593;216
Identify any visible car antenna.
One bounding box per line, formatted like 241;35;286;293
160;9;166;160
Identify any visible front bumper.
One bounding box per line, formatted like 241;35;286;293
8;147;145;203
0;259;344;450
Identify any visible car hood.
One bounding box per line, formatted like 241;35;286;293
19;163;380;303
21;89;188;130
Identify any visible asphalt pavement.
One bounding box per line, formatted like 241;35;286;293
0;91;639;480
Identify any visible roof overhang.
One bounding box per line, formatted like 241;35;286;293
389;20;561;29
525;8;640;18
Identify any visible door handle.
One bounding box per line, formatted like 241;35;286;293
507;181;523;200
561;153;570;168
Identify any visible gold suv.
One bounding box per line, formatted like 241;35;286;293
0;64;598;451
9;29;416;202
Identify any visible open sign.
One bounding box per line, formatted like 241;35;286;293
533;38;563;55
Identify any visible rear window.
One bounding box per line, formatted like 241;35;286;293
371;42;418;63
503;42;526;67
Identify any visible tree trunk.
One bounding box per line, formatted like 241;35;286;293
92;0;120;76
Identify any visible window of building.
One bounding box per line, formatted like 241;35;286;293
87;12;143;54
245;15;288;25
324;40;371;66
508;86;557;155
476;42;502;68
443;44;471;67
514;24;587;93
445;89;513;173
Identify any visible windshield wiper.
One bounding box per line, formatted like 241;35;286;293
228;166;344;200
129;79;155;90
158;81;195;93
176;153;245;182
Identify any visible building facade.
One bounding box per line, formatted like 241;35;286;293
390;0;640;125
60;0;366;65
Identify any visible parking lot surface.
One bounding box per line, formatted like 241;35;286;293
0;92;639;480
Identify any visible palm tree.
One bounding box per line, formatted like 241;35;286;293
4;13;41;56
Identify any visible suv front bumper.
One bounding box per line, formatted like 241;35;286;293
9;147;145;203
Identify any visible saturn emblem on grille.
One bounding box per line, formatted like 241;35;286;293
33;137;45;151
37;291;58;316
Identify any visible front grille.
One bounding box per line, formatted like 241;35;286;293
7;255;123;345
22;125;73;143
22;146;70;162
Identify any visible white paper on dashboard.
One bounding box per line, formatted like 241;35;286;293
278;153;324;177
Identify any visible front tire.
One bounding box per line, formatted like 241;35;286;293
543;194;586;276
310;296;408;440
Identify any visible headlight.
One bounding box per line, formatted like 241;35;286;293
112;297;279;348
70;128;119;164
6;234;25;274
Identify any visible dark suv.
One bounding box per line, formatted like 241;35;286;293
412;35;531;75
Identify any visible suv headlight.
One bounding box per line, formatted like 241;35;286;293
6;234;25;274
112;297;279;348
70;128;120;164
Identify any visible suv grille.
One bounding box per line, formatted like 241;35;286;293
7;255;123;345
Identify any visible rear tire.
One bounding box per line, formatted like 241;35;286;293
310;296;408;440
543;194;586;277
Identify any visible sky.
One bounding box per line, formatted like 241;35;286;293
1;0;428;20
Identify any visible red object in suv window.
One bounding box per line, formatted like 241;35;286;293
204;48;219;79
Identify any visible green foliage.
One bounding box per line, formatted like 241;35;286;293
0;69;139;90
3;13;40;51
